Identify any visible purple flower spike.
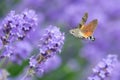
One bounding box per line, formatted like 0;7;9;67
20;9;38;33
29;25;65;76
0;9;38;63
29;55;45;77
0;9;38;45
39;25;65;58
88;54;118;80
29;56;38;68
2;45;14;58
0;41;32;65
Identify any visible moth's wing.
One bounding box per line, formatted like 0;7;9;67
78;12;88;28
80;19;98;37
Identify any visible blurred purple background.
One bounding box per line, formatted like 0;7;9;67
0;0;120;80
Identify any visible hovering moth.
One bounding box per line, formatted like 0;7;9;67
69;12;98;41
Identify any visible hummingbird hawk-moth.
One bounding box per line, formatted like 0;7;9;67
69;12;98;41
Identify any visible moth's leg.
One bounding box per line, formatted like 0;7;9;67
79;36;85;40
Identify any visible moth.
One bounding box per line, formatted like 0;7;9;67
69;12;98;41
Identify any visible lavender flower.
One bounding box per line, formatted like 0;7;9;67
10;41;32;64
88;54;118;80
29;25;65;76
0;41;32;65
0;9;37;65
39;25;65;58
0;9;38;45
1;44;14;58
44;55;61;73
0;40;3;50
29;56;45;77
110;63;120;80
20;9;38;33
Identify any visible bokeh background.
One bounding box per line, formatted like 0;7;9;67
0;0;120;80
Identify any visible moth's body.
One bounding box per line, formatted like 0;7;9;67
70;25;96;41
70;28;84;38
69;12;98;41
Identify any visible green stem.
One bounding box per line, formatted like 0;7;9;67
21;68;35;80
1;57;9;68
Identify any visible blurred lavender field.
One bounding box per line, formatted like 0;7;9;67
0;0;120;80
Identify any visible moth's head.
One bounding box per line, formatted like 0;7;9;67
69;29;76;36
69;28;81;38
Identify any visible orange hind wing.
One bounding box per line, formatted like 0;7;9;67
80;19;98;38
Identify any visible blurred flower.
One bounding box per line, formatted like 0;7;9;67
111;62;120;80
19;0;45;9
0;9;38;45
0;9;37;65
29;25;65;77
10;41;32;64
17;0;79;25
44;55;61;73
0;40;3;50
88;54;118;80
1;41;32;65
66;59;80;72
17;0;109;27
98;0;120;18
0;69;9;80
61;3;107;28
60;3;88;27
1;44;14;58
80;45;105;64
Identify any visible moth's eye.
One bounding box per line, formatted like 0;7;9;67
71;31;74;33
